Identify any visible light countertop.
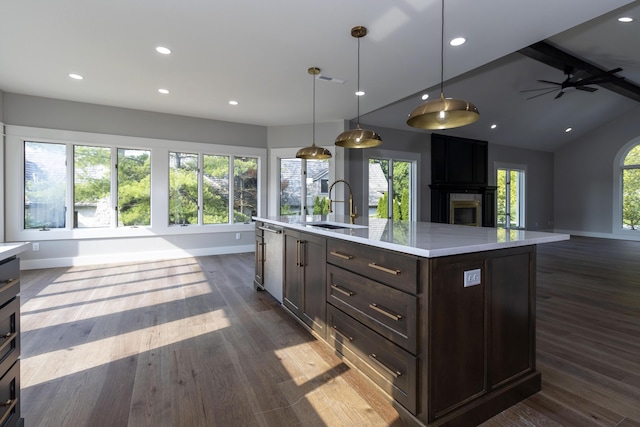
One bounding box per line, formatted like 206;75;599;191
253;215;569;258
0;242;30;259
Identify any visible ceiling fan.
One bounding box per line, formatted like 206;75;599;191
522;65;623;100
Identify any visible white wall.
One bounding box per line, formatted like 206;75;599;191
554;104;640;237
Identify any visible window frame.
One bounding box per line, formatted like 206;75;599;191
495;162;527;229
613;136;640;235
5;125;266;242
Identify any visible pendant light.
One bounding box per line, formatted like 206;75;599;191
407;0;479;130
296;67;332;159
335;26;382;149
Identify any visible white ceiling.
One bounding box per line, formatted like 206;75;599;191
1;0;638;152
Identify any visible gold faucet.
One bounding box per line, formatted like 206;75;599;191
328;179;358;224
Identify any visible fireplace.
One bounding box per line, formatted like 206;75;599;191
450;200;481;226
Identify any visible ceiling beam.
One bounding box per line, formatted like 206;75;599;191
518;41;640;102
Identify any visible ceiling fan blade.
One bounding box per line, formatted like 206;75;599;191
537;79;562;86
554;91;565;99
520;86;559;93
576;86;598;92
527;88;558;100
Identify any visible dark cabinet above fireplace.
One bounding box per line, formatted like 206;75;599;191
432;133;487;187
430;133;496;227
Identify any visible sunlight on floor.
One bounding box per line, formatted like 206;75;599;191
21;309;231;387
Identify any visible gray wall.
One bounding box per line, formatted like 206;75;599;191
0;90;4;122
2;93;267;268
3;93;267;147
554;104;640;235
488;143;555;231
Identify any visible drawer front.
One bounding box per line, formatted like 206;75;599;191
327;265;417;354
0;259;19;308
327;305;417;414
327;239;418;294
0;359;20;427
0;297;20;379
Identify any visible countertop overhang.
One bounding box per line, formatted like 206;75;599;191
253;216;569;258
0;242;30;259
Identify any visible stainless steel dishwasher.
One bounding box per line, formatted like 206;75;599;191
259;224;284;303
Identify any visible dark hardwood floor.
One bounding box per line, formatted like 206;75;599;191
18;236;640;426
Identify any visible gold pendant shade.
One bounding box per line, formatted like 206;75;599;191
407;93;479;130
406;0;479;130
296;67;332;160
334;26;382;149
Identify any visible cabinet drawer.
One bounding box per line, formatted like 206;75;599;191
0;259;19;308
327;305;417;414
327;239;418;294
0;297;19;380
327;265;417;354
0;359;20;427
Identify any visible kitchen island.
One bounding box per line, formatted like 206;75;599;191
253;215;569;427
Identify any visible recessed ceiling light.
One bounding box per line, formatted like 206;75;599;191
69;73;83;80
421;94;429;101
565;127;573;133
355;90;365;96
618;17;634;23
158;88;169;94
450;37;466;46
229;100;239;105
156;46;172;55
490;124;497;129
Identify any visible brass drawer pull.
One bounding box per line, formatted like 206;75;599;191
368;263;401;275
0;398;16;426
0;279;17;293
369;303;402;321
331;284;355;297
0;332;16;354
330;251;353;260
332;325;354;341
0;399;12;407
369;353;402;378
1;278;16;285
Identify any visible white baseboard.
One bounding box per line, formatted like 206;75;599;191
19;244;255;270
553;229;640;241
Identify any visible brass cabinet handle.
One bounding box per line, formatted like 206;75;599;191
331;284;355;297
0;279;17;294
0;332;16;354
368;262;401;276
299;240;305;268
330;251;353;260
369;303;402;321
0;398;16;426
332;325;354;341
258;226;282;234
368;353;402;378
296;240;301;267
255;241;264;263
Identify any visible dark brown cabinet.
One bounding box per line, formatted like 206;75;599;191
431;133;488;186
283;229;327;337
0;255;22;427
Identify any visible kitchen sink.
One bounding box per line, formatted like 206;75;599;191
305;221;367;230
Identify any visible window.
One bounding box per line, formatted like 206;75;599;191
622;144;640;230
117;149;151;226
169;152;199;225
74;145;111;228
369;157;414;220
24;141;67;229
203;154;230;224
233;156;258;223
279;158;330;215
496;166;526;229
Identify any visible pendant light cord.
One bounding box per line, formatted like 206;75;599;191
312;70;316;144
439;0;445;96
356;35;361;125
